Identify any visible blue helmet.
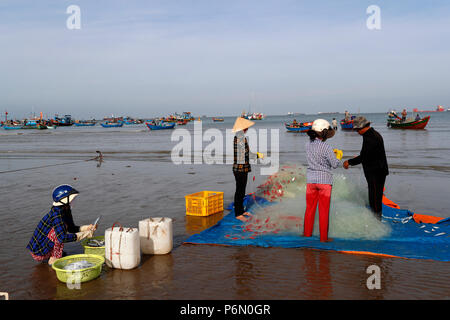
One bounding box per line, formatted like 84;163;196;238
52;185;79;204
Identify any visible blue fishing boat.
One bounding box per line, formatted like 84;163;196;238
3;125;22;130
146;121;175;130
75;122;96;127
340;120;354;130
100;122;123;128
285;122;312;133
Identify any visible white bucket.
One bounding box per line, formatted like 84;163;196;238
139;217;173;255
105;223;141;270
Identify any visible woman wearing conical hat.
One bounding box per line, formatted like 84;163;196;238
232;117;263;222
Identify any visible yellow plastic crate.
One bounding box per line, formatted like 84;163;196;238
185;191;224;216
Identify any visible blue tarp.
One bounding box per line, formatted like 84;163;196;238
185;195;450;261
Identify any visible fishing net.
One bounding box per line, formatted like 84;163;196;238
186;164;450;261
243;164;391;240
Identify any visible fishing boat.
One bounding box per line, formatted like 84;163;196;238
3;125;22;130
146;121;175;130
181;112;195;121
100;122;124;128
212;118;224;122
124;120;140;125
51;115;74;126
340;119;354;130
176;119;188;125
285;122;312;132
242;112;265;120
387;115;430;129
74;122;96;127
22;120;48;130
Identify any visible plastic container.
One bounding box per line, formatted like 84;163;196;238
139;217;173;255
51;254;104;284
81;236;105;257
185;191;224;216
105;223;141;270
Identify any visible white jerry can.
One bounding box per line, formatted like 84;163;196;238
105;223;141;270
139;217;173;255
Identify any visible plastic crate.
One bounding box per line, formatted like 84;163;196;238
185;191;224;216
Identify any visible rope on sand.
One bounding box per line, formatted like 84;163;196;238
0;151;103;174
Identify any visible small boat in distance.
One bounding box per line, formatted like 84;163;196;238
51;115;74;126
212;118;224;122
146;120;176;130
100;122;124;128
176;119;188;125
285;121;312;132
387;115;430;129
75;121;96;127
242;112;265;120
3;125;22;130
340;116;355;131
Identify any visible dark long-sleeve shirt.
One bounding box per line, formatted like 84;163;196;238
348;127;389;177
26;205;80;256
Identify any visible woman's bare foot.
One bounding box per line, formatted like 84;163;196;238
48;257;58;266
236;215;248;222
243;212;253;217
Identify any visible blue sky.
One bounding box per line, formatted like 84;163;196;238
1;0;450;118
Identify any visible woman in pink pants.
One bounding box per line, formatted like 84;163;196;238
303;119;341;242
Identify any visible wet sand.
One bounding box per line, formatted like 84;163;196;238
13;245;450;300
1;116;450;300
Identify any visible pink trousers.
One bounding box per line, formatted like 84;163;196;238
30;228;64;262
303;183;332;242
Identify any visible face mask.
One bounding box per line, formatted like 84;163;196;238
53;193;78;207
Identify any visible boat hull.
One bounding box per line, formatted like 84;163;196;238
75;123;96;126
388;116;430;129
146;122;176;130
100;123;124;128
285;122;312;132
340;121;353;130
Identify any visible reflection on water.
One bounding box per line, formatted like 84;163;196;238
185;212;224;235
301;250;332;299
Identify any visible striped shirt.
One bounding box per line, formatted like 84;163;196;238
305;139;340;185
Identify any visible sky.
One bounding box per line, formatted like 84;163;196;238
1;0;450;119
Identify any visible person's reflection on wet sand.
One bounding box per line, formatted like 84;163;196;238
301;249;332;299
233;248;255;298
29;263;58;299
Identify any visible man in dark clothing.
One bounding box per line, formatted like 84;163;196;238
343;116;389;218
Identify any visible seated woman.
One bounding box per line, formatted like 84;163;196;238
26;185;96;265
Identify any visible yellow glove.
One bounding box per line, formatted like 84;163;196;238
257;152;264;159
333;149;343;160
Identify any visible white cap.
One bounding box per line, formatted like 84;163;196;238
311;119;331;132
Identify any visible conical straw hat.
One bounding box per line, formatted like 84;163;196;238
232;117;255;133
